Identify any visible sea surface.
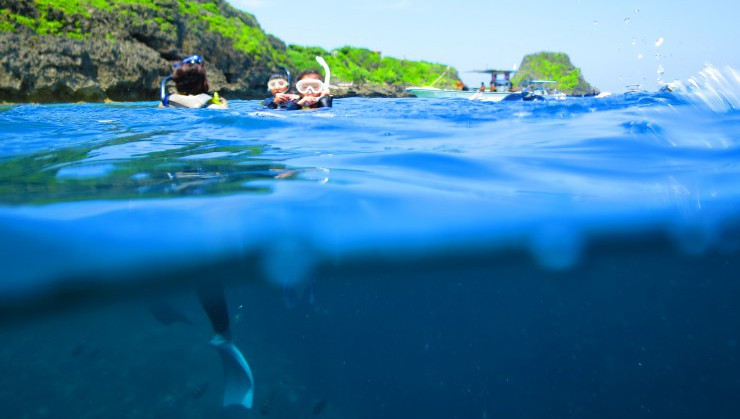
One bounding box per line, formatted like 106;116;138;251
1;67;739;419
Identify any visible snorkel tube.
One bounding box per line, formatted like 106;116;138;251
282;66;292;88
160;75;173;107
315;56;331;97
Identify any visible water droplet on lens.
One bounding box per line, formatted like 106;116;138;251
593;19;598;25
637;54;644;59
631;37;637;46
624;17;631;24
655;37;665;47
635;8;640;14
657;65;665;75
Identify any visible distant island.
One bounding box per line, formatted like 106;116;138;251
0;0;596;102
512;52;598;96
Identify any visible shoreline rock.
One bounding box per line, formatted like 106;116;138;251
0;1;446;103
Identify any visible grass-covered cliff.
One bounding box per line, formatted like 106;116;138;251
0;0;460;102
511;52;598;95
1;0;286;63
287;45;459;93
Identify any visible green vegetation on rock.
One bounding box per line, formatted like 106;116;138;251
511;52;597;95
2;0;103;37
176;0;281;62
0;18;13;32
287;45;459;88
0;0;279;59
0;0;464;101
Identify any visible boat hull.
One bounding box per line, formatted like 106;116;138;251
406;87;511;102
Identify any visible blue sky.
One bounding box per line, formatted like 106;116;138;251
228;0;738;93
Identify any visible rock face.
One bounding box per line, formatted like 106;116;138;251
330;83;413;98
1;33;167;102
511;52;598;96
0;0;288;102
0;0;452;102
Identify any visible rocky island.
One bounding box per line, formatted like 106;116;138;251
512;52;598;96
0;0;597;102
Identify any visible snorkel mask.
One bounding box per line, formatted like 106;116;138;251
267;78;289;91
296;78;325;95
296;57;332;96
174;54;204;68
267;67;292;93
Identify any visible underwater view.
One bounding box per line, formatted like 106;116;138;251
1;66;740;418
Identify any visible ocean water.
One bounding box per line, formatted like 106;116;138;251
1;67;739;418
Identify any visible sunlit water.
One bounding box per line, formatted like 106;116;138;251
1;67;739;418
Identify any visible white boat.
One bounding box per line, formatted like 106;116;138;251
407;69;516;102
405;86;513;102
551;92;567;100
407;70;565;102
528;80;567;101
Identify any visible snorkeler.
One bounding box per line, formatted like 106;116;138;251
295;69;333;109
160;55;228;109
157;55;253;411
263;69;300;110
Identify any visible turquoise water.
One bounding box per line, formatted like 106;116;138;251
1;68;739;418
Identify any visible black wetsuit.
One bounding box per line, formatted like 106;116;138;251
301;96;333;109
263;96;300;110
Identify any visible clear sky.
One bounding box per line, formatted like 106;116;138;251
228;0;738;93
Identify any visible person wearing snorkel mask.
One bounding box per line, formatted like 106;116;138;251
157;57;256;413
160;55;228;109
295;69;333;109
263;71;300;110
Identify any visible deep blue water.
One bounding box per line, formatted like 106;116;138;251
1;67;739;418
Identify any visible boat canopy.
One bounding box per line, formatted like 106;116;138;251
468;69;517;75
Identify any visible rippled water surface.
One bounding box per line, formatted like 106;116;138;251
1;87;739;290
1;73;739;418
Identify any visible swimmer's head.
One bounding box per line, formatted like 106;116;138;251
296;69;325;98
267;73;290;95
172;55;209;95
